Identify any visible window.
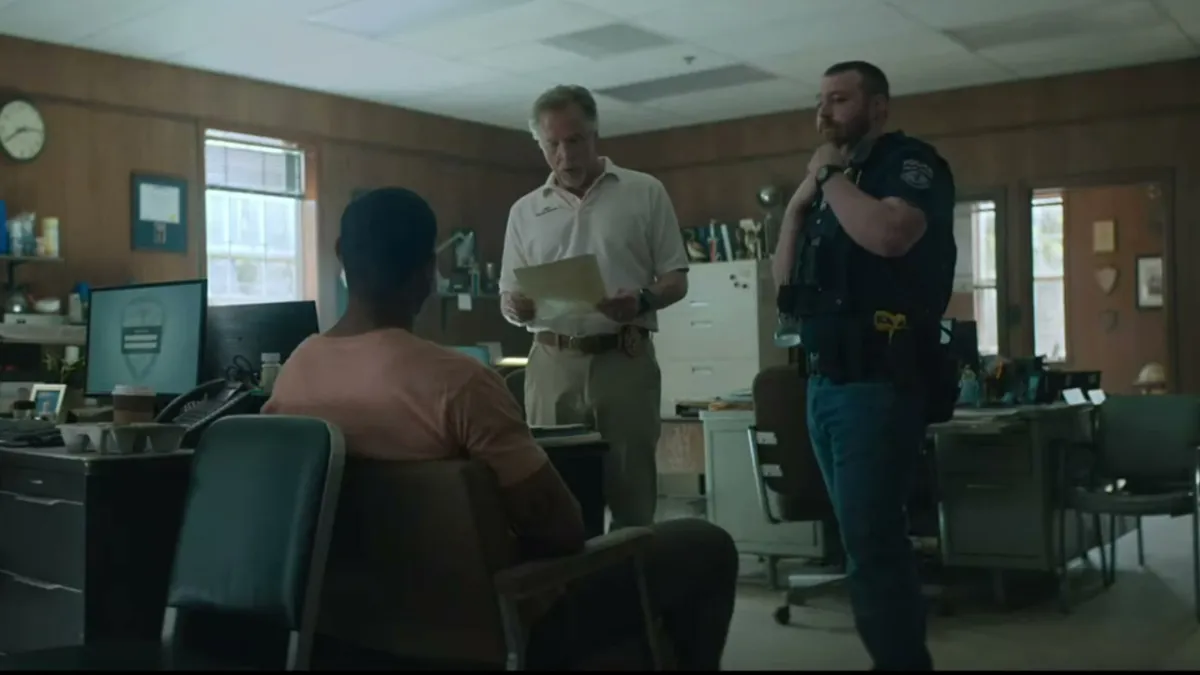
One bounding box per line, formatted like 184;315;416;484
1031;190;1067;362
204;130;306;306
952;200;999;355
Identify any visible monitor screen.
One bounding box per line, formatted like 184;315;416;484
450;345;492;365
205;301;320;381
85;280;207;397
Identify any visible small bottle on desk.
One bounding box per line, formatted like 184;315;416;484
260;353;282;393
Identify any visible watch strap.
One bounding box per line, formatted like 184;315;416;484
816;164;844;187
637;288;654;315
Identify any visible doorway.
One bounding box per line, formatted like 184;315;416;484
1026;180;1171;394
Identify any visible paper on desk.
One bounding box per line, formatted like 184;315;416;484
512;254;607;317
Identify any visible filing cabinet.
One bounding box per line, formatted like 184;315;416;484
655;260;788;416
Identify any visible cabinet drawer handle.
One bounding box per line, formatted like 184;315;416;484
689;320;713;328
0;490;68;507
0;569;72;593
690;367;714;375
687;301;710;308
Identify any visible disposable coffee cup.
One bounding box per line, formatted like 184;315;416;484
112;385;156;425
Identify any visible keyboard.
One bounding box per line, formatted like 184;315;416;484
0;419;64;448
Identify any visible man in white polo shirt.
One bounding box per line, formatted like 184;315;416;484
499;84;690;529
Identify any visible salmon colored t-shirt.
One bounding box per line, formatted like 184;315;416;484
262;328;547;487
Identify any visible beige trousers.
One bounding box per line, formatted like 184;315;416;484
524;340;662;529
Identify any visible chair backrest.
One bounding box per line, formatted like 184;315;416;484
751;365;834;521
504;368;526;417
318;459;519;669
163;415;345;670
1097;394;1200;485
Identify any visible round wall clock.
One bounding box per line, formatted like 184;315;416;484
0;99;47;162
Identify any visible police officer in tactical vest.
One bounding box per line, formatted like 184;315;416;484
772;61;956;671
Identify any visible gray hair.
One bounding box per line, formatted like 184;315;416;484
528;84;599;141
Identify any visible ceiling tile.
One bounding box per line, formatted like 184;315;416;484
648;78;811;120
414;76;566;124
979;24;1197;78
751;28;970;81
532;44;738;91
563;0;671;19
626;0;860;40
388;0;615;58
305;0;529;40
174;23;504;96
459;42;592;74
0;0;171;44
591;94;689;136
689;3;929;61
887;55;1017;96
1159;0;1200;40
887;0;1112;30
78;1;243;60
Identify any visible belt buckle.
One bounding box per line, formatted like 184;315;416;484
563;335;580;351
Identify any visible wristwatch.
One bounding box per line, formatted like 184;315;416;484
636;288;655;316
816;164;845;188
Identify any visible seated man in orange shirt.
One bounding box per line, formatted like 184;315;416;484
264;188;737;670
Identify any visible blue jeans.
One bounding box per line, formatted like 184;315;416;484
807;376;933;671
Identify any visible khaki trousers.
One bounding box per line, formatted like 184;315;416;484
524;340;662;529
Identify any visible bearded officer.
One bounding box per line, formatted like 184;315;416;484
499;85;690;530
773;61;956;671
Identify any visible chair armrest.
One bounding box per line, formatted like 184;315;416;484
493;527;654;600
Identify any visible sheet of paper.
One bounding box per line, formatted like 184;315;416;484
456;293;472;311
1087;389;1107;405
512;254;607;306
138;183;181;224
1062;388;1088;406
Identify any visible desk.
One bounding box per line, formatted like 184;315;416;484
929;404;1114;573
539;433;608;539
0;446;190;655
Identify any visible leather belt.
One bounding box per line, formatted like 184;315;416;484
535;328;648;355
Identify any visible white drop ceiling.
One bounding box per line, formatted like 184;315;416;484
1;0;1197;136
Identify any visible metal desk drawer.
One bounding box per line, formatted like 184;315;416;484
0;488;85;589
936;432;1033;477
0;466;85;502
0;568;84;654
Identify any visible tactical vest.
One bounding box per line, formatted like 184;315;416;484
783;132;956;380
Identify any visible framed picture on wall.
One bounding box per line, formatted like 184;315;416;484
1136;255;1164;309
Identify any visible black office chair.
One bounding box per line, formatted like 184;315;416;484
1058;395;1200;619
747;365;846;626
1;415;346;670
504;368;526;417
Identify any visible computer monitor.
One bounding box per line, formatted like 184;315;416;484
450;345;492;365
205;301;320;381
85;280;207;397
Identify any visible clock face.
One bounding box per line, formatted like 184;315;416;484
0;100;46;162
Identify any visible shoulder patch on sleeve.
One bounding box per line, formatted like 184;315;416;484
899;158;934;190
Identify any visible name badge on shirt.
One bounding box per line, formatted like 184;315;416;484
534;204;563;217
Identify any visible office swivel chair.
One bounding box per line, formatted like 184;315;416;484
747;365;845;625
504;368;526;417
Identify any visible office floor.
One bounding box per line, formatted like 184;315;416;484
721;515;1200;670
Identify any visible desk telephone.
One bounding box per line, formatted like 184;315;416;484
155;379;262;446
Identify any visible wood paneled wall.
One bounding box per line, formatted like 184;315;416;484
604;58;1200;393
0;36;543;349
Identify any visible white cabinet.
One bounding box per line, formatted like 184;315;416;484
654;260;788;417
701;410;827;560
